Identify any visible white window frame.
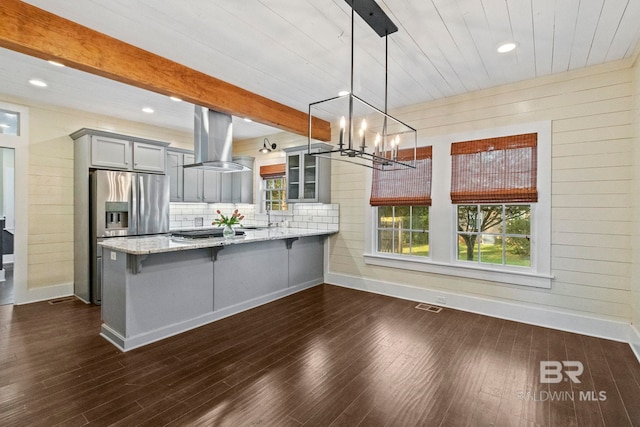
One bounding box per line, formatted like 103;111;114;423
264;176;287;211
453;203;534;271
375;205;430;259
364;121;552;289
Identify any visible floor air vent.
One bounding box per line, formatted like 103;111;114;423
48;296;76;305
415;303;443;313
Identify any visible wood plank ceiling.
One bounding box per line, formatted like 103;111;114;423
1;0;639;139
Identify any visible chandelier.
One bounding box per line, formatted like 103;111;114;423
308;0;417;170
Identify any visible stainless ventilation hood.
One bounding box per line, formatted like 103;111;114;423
183;106;252;172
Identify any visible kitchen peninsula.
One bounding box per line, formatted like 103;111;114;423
99;227;336;351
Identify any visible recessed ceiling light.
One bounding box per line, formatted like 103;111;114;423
29;79;47;87
497;42;518;53
48;60;65;67
338;90;350;97
142;107;154;114
169;96;182;102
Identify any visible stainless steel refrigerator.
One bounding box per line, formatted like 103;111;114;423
87;170;170;304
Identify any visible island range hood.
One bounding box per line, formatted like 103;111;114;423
183;106;252;172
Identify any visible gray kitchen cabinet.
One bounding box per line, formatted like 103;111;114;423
182;154;203;202
202;170;223;203
90;135;131;170
178;153;253;204
166;149;185;202
74;129;168;173
226;156;254;204
133;141;166;173
284;143;331;203
182;154;224;203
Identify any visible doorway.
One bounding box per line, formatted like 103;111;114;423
0;147;15;305
0;102;27;305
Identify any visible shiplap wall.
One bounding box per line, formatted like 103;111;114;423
236;56;635;322
21;99;191;289
326;57;637;323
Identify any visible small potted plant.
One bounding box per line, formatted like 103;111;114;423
212;209;244;238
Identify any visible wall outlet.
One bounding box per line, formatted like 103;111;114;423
436;295;447;305
110;251;117;261
195;217;204;227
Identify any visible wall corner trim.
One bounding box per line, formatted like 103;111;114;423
631;324;640;364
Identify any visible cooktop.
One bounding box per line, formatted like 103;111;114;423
171;229;245;239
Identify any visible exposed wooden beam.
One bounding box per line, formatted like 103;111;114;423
0;0;332;141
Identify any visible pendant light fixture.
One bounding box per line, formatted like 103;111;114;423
307;0;417;170
259;138;277;154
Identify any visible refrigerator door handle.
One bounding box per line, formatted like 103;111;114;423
130;174;138;235
138;175;145;222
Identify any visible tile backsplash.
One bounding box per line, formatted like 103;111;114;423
170;203;339;231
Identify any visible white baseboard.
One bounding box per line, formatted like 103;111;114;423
631;324;640;363
325;272;633;345
17;282;74;305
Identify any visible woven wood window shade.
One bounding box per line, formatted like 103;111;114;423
450;133;538;204
259;163;286;179
370;146;432;206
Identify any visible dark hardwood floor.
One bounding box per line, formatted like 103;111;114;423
1;284;638;426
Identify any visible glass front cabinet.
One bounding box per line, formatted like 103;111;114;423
284;143;332;203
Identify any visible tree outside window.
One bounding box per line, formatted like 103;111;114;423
377;206;429;257
457;204;530;266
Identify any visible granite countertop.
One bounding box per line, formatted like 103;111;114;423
98;227;338;255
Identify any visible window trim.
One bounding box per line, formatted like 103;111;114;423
365;121;552;289
263;176;287;211
453;203;534;270
375;205;430;258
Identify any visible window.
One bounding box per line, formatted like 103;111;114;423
377;206;429;257
451;133;537;269
364;123;551;289
260;164;287;211
457;204;531;267
371;147;432;259
264;176;287;211
0;109;20;136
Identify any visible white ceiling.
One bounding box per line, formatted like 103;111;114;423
2;0;640;140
